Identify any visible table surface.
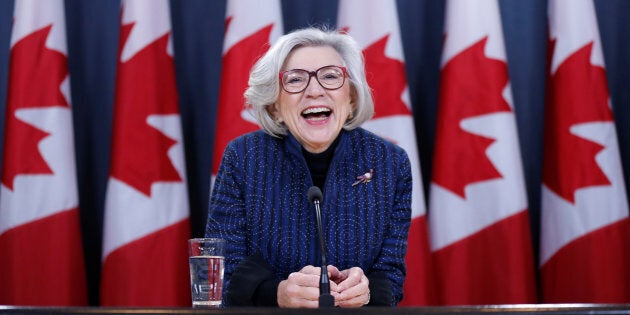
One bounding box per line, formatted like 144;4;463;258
2;304;630;315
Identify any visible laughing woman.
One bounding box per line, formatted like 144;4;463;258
205;26;412;308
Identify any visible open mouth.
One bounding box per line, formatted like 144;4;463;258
301;107;332;121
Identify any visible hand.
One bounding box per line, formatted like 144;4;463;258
277;265;338;308
329;266;370;308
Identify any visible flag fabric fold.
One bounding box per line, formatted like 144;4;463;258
211;0;283;179
540;0;630;303
428;0;536;305
100;0;191;306
0;0;87;306
337;0;433;305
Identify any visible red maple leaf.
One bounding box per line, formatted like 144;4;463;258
1;25;67;190
363;35;412;119
432;37;511;198
109;23;182;196
212;24;273;174
542;41;612;203
224;16;232;36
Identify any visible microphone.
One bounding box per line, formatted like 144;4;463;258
307;186;334;308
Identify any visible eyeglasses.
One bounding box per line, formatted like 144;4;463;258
279;65;348;94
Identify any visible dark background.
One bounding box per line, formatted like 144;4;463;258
0;0;629;306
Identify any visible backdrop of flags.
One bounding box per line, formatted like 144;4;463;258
0;0;629;307
428;0;536;305
0;0;87;306
540;0;630;303
100;0;191;306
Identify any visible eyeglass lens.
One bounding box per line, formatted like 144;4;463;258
281;66;345;93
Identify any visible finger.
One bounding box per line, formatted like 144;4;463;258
337;290;370;308
299;265;321;275
293;298;320;308
337;267;364;291
281;294;320;308
278;280;318;308
327;265;341;276
283;276;321;301
287;270;321;288
327;265;343;284
336;274;369;302
329;279;340;293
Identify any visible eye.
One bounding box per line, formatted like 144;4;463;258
322;73;340;80
318;68;343;81
284;72;307;85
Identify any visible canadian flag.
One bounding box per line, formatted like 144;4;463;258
211;0;283;177
540;0;630;302
337;0;432;306
429;0;536;304
101;0;191;306
0;0;87;306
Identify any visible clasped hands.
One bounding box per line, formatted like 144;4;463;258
277;265;370;308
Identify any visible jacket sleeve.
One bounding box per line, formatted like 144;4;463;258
368;148;413;305
225;252;280;306
205;140;250;305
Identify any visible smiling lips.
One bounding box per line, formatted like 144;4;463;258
301;106;332;122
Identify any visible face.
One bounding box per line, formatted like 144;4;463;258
273;46;354;153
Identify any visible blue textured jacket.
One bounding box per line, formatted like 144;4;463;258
206;128;412;305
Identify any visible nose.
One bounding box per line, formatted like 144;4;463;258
304;75;325;97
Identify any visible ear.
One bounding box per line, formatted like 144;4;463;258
350;87;358;111
348;96;357;119
268;103;283;123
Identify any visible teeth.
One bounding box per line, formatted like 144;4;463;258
302;107;331;115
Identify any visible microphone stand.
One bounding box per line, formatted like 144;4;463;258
313;198;334;307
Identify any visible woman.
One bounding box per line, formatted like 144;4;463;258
206;27;412;308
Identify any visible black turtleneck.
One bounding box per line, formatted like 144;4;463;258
302;135;341;190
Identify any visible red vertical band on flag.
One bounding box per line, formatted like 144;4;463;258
0;209;86;305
